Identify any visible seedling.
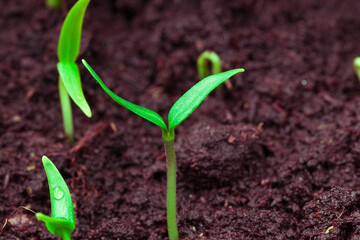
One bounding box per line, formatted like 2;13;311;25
46;0;62;8
197;51;222;80
82;59;244;240
354;57;360;81
36;156;75;240
197;51;233;92
57;0;92;144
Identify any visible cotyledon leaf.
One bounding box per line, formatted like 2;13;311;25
58;0;90;62
168;68;244;130
36;156;75;240
57;62;92;117
82;59;168;131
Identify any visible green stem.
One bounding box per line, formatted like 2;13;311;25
61;232;71;240
59;78;74;144
162;129;179;240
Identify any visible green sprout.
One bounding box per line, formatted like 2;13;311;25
57;0;92;144
197;51;222;80
354;57;360;81
46;0;62;8
197;50;233;93
82;59;244;240
36;156;75;240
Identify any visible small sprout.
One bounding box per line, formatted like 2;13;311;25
82;59;244;240
197;50;231;93
36;156;75;240
46;0;62;8
325;225;334;234
354;57;360;81
197;50;222;80
57;0;92;144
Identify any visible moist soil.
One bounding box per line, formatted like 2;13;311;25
2;0;360;239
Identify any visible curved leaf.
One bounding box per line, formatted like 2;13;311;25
58;0;90;62
82;59;167;131
36;156;75;239
168;68;244;130
57;62;92;117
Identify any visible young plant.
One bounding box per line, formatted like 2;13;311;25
354;57;360;81
57;0;92;144
197;50;233;93
46;0;62;8
197;50;222;80
82;59;244;240
36;156;75;240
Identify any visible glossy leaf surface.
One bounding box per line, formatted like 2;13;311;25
58;62;92;117
36;156;75;240
58;0;90;62
168;69;244;130
82;59;167;130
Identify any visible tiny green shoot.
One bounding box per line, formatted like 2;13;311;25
354;57;360;81
46;0;62;8
36;156;75;240
197;50;222;80
197;50;232;93
57;0;92;144
82;59;244;240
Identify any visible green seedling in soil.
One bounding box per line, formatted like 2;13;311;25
46;0;62;8
354;57;360;81
82;59;244;240
36;156;75;240
57;0;92;144
197;50;232;93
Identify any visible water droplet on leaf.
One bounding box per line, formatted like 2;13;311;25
53;186;64;200
76;96;83;101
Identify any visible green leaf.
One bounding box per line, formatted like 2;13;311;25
168;69;244;130
36;156;75;240
58;0;90;62
57;62;92;117
82;59;167;131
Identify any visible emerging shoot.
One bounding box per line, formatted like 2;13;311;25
197;50;222;80
197;51;232;92
82;59;244;240
36;156;75;240
46;0;62;8
354;57;360;81
57;0;92;144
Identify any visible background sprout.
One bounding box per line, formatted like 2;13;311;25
354;57;360;81
82;59;244;240
197;50;222;80
46;0;62;8
36;156;75;240
197;50;233;93
57;0;92;144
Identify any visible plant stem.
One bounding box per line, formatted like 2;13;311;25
162;128;179;240
59;78;74;144
62;232;71;240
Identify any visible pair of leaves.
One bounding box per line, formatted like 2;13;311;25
36;156;75;240
57;0;92;118
82;59;244;132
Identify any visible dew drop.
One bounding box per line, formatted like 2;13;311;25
301;79;307;86
53;186;64;200
76;96;83;101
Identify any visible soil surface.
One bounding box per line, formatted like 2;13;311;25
2;0;360;239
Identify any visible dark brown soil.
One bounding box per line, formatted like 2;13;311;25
2;0;360;239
